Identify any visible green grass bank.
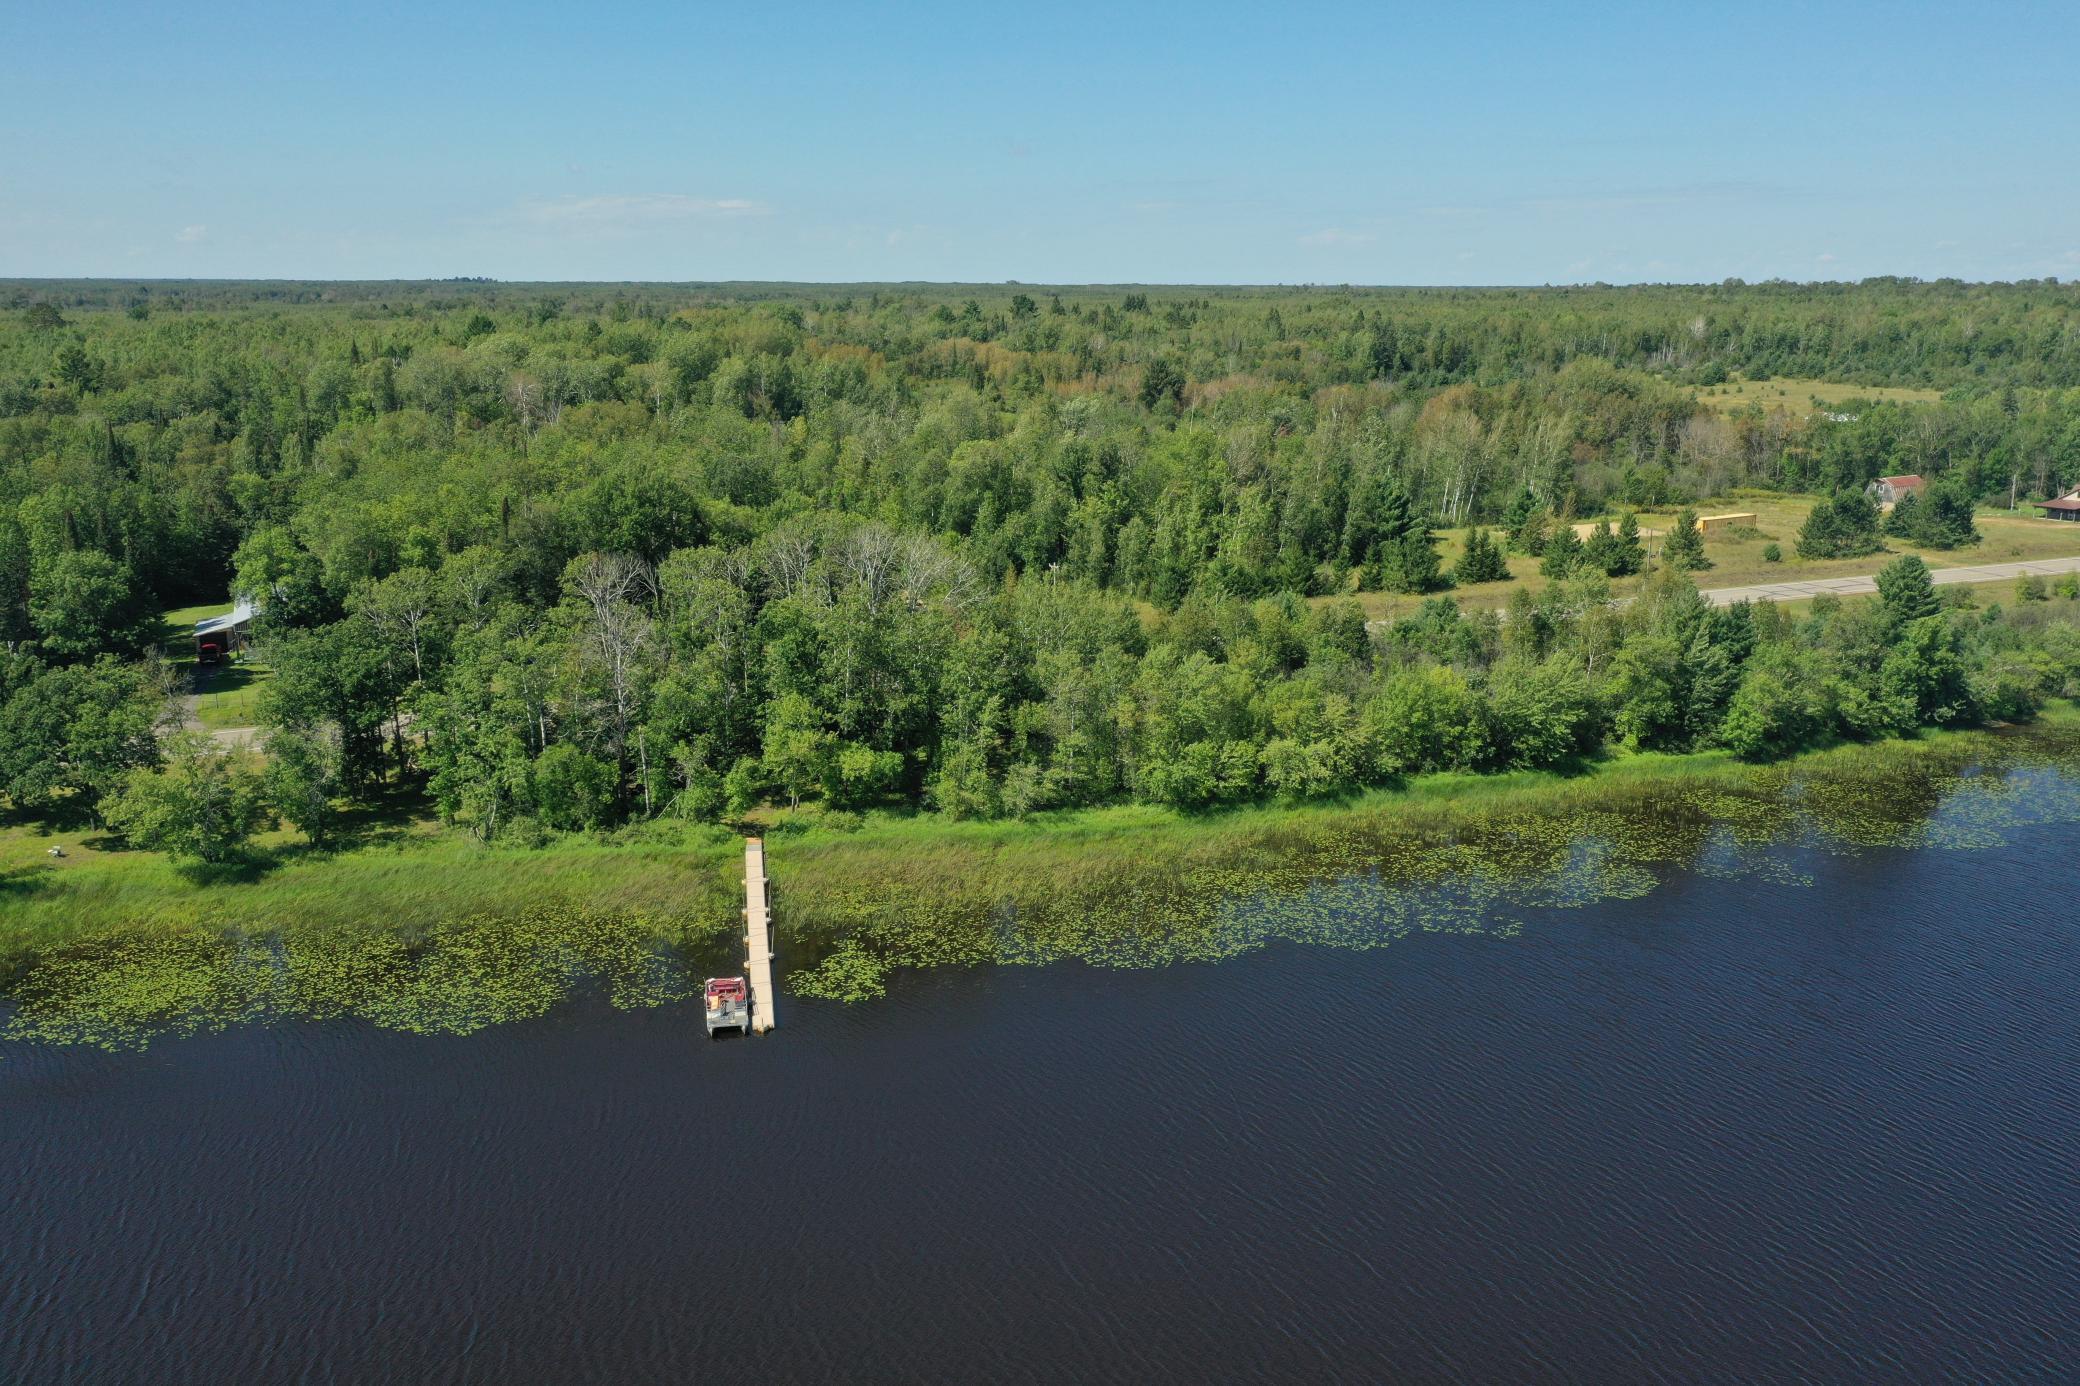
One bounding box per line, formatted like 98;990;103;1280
6;707;2080;1050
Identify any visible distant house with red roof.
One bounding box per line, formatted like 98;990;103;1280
1865;474;1926;507
2034;490;2080;523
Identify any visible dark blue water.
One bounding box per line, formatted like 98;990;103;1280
5;824;2079;1383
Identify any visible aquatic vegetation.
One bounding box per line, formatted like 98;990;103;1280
9;719;2080;1049
790;940;889;1002
3;932;273;1050
4;905;732;1051
772;721;2080;989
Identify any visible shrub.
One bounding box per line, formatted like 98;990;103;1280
828;742;903;808
104;736;272;863
1485;657;1602;769
1798;491;1884;559
532;744;616;831
1761;542;1782;563
1362;666;1487;776
1719;647;1836;760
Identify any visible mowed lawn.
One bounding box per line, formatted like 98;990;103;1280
1691;376;1946;416
1338;494;2080;619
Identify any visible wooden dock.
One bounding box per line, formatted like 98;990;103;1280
743;837;776;1033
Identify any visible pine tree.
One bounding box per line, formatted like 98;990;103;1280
1610;511;1646;575
1662;508;1711;571
1506;491;1548;556
1514;510;1550;557
1798;491;1882;559
1452;527;1510;585
1540;522;1582;578
1365;479;1444;594
1392;527;1444;594
1341;469;1400;569
1875;554;1939;628
1581;520;1617;576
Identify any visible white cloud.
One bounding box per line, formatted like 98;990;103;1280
175;224;207;244
1816;252;1838;264
512;194;770;231
1299;227;1375;247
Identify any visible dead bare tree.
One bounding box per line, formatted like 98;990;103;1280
758;524;818;602
569;553;658;812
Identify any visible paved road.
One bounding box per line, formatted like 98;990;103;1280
1699;555;2080;607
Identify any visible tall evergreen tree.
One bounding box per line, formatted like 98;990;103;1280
1875;554;1940;629
1370;482;1444;594
1540;523;1582;578
1452;527;1510;585
1662;508;1711;571
1581;519;1617;576
1609;511;1647;576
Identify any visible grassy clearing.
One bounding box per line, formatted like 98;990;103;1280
1624;495;2080;594
159;601;274;731
1691;376;1946;416
1345;493;2080;618
185;658;274;731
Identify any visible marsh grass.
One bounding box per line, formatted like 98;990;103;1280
7;712;2080;1050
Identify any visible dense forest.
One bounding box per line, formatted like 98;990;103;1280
6;277;2080;855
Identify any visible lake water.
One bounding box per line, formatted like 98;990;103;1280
5;777;2080;1381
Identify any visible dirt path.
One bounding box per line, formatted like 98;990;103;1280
174;693;263;751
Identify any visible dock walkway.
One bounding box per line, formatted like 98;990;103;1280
743;838;776;1033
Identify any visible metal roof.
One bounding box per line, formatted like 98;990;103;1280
193;601;255;638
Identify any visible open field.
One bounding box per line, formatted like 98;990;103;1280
1630;496;2080;589
1353;493;2080;620
1691;376;1947;415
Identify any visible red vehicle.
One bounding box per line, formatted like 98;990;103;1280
704;977;750;1035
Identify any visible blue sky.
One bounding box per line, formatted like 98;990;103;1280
5;1;2076;284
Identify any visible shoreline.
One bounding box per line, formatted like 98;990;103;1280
6;707;2078;1047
